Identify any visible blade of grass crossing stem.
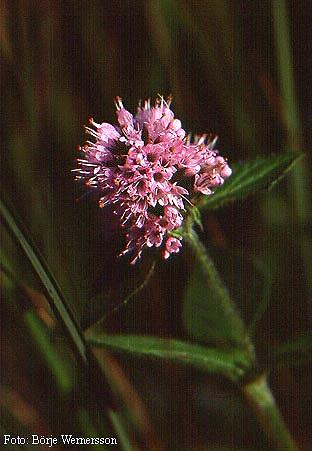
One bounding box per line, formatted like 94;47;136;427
0;198;87;363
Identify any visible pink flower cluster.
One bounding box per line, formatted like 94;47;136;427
74;96;232;263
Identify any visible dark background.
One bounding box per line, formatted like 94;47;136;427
0;1;311;450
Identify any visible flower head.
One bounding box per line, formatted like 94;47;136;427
74;96;232;263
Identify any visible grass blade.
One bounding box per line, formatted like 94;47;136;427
0;197;87;363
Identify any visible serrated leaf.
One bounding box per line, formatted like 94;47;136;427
198;152;302;210
87;334;252;382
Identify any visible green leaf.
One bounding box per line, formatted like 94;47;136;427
87;334;251;382
198;152;302;211
0;197;87;363
182;261;251;354
200;248;273;337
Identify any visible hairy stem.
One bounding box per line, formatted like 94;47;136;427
243;375;299;451
184;219;298;450
183;218;254;358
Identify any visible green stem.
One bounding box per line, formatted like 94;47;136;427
183;219;254;358
184;220;298;450
243;375;299;451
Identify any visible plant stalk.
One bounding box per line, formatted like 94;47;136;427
243;374;299;451
184;220;298;450
183;219;255;358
